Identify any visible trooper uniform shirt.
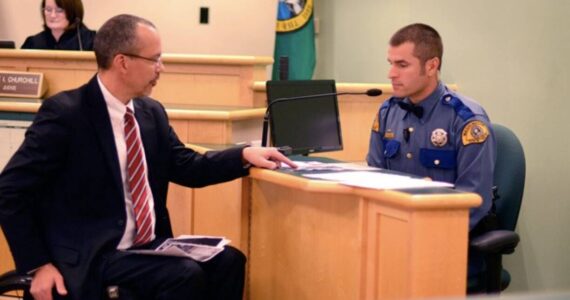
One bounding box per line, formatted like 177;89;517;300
367;82;496;230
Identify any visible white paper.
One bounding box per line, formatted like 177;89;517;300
125;235;231;262
303;171;453;190
281;161;378;172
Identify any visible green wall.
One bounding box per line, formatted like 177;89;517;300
314;0;570;292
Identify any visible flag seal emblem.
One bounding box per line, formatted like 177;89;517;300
276;0;313;33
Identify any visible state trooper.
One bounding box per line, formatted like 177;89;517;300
366;23;497;277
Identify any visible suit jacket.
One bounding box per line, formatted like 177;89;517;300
21;24;96;51
0;76;249;299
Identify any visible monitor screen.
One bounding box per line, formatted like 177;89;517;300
266;80;343;155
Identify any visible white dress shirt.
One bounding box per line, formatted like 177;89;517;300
97;76;156;249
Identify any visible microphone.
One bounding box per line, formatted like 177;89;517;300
366;88;382;96
75;17;83;51
261;88;383;147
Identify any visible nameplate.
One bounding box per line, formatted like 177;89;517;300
0;71;47;98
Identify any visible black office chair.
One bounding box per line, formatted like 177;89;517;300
0;269;133;299
0;270;31;298
467;123;526;294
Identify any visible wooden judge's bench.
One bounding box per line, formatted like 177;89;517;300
0;49;473;299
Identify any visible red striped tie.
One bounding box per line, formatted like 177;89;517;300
124;107;153;246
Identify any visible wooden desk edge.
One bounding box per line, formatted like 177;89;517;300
167;107;265;120
249;167;481;210
0;49;273;66
0;101;265;121
252;81;459;93
0;101;40;113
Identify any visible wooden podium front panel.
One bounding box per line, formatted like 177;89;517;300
165;179;248;253
29;67;96;97
249;180;363;300
170;119;232;144
367;206;411;298
157;72;241;106
362;202;468;299
166;182;195;237
155;63;268;107
192;180;248;252
0;50;272;107
247;168;477;300
0;52;97;97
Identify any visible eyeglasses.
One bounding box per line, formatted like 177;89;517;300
43;7;65;15
121;53;163;66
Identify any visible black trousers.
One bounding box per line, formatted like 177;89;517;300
101;244;246;300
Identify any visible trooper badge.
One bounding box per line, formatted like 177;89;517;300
431;128;448;147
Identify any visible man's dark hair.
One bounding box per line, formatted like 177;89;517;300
390;23;443;71
41;0;84;31
93;14;156;70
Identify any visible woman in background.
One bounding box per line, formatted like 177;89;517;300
21;0;95;50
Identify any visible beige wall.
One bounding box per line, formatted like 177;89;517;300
314;0;570;293
0;0;277;56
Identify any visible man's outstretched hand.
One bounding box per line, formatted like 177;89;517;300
242;147;297;170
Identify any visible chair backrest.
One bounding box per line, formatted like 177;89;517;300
492;123;526;231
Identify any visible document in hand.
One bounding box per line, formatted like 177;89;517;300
126;235;231;262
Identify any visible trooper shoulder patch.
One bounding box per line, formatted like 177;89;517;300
372;114;380;132
462;120;489;145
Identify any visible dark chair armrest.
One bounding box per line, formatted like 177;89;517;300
0;270;135;299
470;230;520;254
0;270;32;293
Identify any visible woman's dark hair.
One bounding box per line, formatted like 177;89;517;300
41;0;85;31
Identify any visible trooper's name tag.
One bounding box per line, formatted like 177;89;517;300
0;71;47;98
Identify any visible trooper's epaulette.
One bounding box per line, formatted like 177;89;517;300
441;93;475;121
375;97;399;133
380;96;397;111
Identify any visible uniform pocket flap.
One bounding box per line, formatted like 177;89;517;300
419;149;456;169
383;140;400;158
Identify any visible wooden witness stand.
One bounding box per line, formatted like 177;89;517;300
247;167;480;300
0;49;471;299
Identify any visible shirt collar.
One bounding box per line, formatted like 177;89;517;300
403;81;446;123
97;74;134;116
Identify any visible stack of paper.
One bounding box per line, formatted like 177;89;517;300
303;171;454;190
127;235;230;262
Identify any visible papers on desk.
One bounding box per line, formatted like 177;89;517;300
302;170;454;190
126;235;230;262
281;161;378;172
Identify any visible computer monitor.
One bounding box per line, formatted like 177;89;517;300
0;41;16;49
266;80;343;155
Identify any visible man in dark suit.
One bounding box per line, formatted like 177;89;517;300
0;14;295;300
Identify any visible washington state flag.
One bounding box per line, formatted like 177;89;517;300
272;0;316;80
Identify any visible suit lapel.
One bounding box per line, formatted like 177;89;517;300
84;76;123;194
133;99;158;186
